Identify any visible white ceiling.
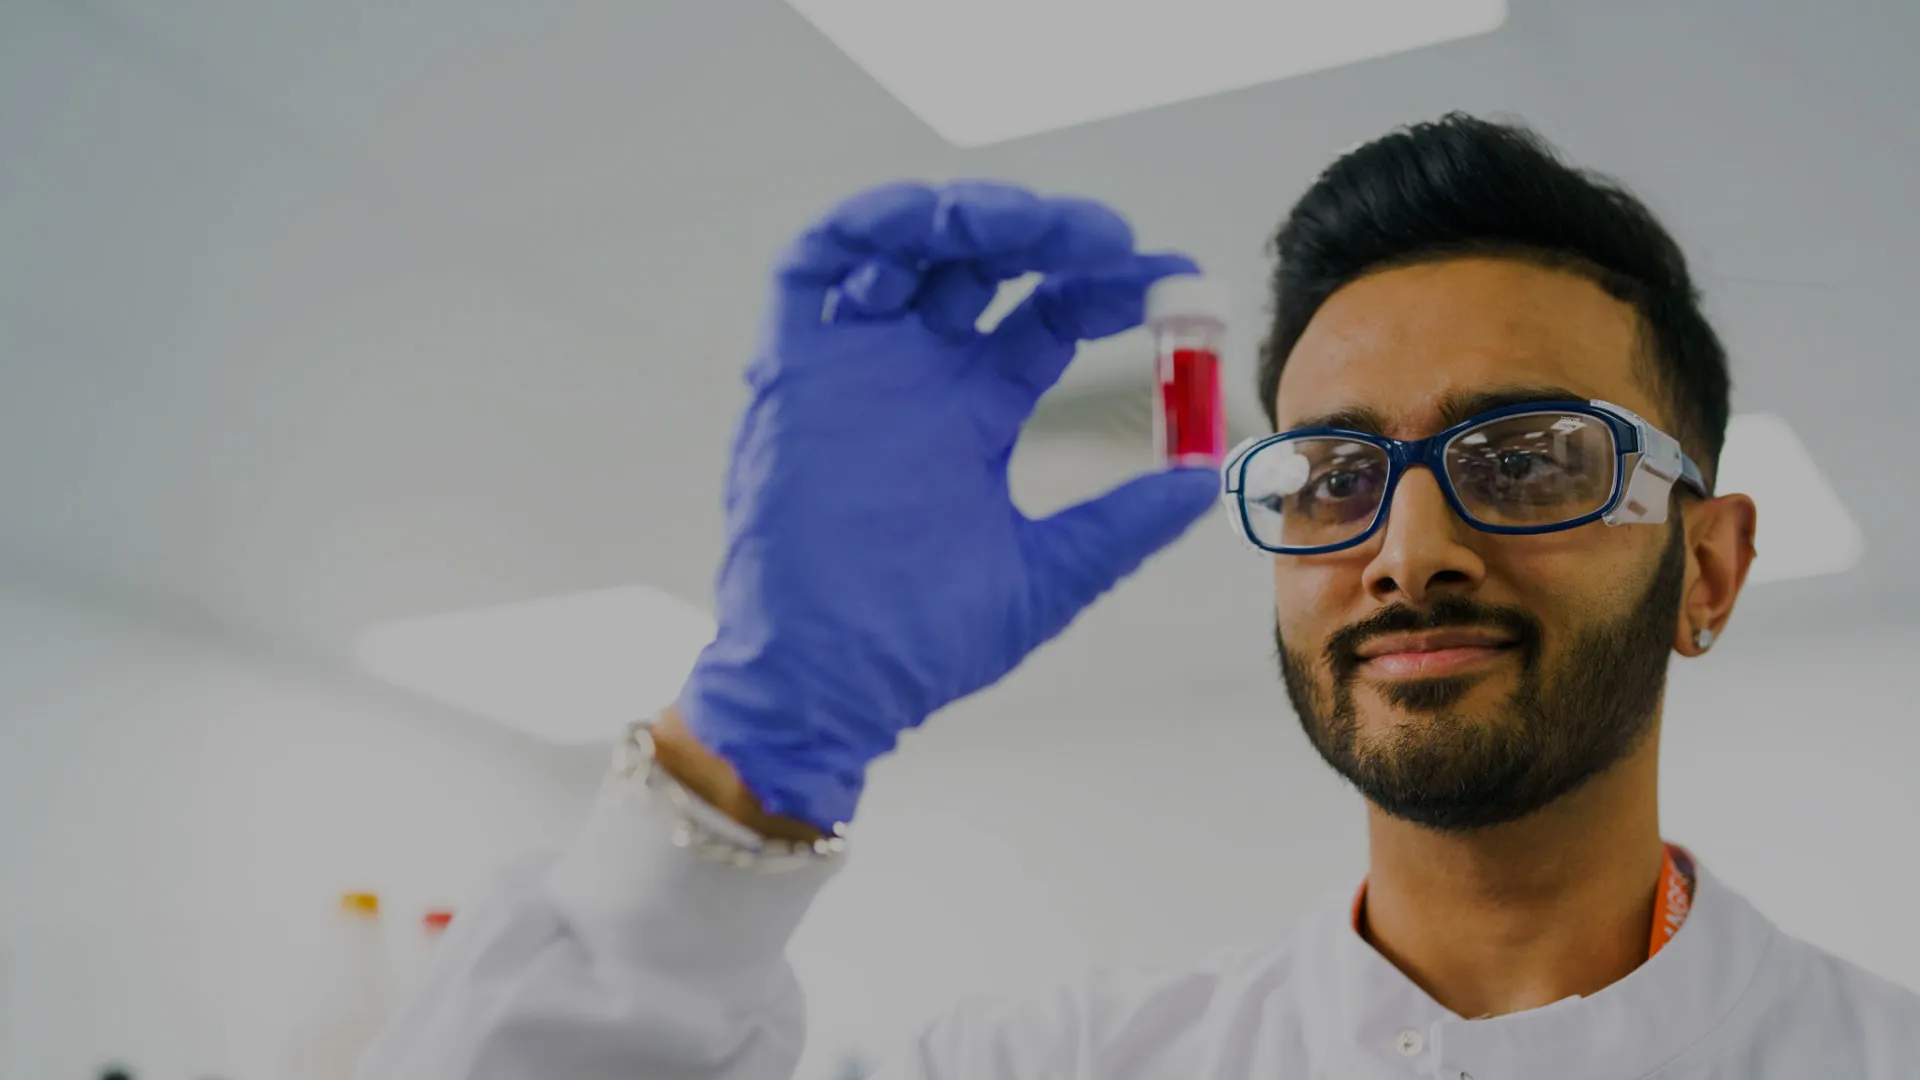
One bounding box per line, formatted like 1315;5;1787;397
3;0;1916;723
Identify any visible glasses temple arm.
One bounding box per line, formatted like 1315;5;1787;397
1678;452;1711;498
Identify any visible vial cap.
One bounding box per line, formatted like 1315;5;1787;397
1144;274;1230;328
339;892;380;917
423;909;454;932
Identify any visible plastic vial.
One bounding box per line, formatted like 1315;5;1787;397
1144;274;1230;468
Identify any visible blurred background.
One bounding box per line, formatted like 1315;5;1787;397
2;1;1916;1077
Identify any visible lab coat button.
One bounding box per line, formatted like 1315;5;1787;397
1393;1028;1424;1056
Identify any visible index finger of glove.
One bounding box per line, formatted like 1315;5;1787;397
963;195;1136;279
917;185;1135;276
986;251;1202;400
769;183;1137;338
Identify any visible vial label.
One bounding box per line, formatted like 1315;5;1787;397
1158;347;1225;466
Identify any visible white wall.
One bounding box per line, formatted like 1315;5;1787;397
789;613;1920;1077
1659;619;1920;980
0;577;599;1080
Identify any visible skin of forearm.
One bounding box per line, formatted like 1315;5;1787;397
649;703;830;844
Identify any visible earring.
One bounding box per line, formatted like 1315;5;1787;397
1693;628;1715;651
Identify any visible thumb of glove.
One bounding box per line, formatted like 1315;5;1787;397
1019;468;1219;642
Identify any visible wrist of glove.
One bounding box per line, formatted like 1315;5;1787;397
681;180;1220;835
678;667;885;833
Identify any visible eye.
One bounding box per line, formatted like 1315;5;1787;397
1316;469;1367;499
1455;446;1579;501
1498;450;1545;479
1300;465;1387;519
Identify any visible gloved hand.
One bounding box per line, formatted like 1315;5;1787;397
679;180;1219;834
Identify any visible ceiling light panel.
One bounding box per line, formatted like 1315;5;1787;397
786;0;1509;147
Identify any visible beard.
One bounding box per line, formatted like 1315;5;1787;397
1278;525;1688;832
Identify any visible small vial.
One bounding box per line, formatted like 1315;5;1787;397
1144;274;1229;468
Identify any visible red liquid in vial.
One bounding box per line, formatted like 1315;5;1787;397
1158;347;1224;465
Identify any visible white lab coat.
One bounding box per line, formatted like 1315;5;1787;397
362;771;1920;1080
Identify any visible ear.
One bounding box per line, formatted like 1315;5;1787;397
1674;493;1758;656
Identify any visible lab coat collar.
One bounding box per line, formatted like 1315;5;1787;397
1297;859;1776;1079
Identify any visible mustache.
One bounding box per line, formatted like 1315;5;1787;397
1325;596;1543;679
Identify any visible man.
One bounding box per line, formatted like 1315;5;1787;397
365;115;1920;1077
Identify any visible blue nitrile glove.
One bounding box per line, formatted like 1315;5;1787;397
678;180;1218;834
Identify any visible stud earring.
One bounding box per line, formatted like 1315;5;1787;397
1693;628;1715;651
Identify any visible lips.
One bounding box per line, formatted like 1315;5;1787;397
1353;628;1519;660
1349;628;1520;680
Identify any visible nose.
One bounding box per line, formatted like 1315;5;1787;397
1360;466;1486;605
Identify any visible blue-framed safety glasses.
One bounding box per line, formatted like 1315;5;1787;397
1219;400;1710;555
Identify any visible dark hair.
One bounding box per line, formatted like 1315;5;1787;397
1258;113;1731;482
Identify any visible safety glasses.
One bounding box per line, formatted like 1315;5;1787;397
1220;400;1710;555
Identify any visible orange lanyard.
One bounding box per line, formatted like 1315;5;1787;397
1648;843;1696;958
1352;842;1698;961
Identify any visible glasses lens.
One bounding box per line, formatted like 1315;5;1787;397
1240;437;1390;550
1444;411;1618;527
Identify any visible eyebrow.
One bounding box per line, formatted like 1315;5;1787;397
1285;385;1594;435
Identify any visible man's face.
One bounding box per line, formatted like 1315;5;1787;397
1273;256;1687;832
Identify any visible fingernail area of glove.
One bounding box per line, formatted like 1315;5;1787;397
837;257;920;315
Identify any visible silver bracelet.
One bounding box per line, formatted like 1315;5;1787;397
615;714;849;873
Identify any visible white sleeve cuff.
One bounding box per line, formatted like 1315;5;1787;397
543;774;845;990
